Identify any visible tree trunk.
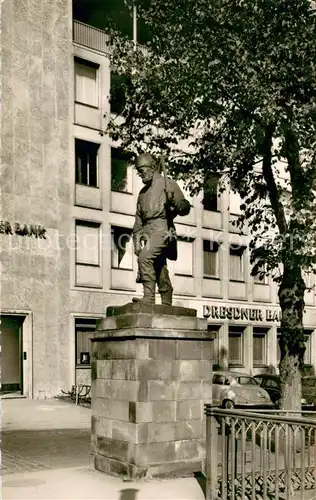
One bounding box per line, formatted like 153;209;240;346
278;266;306;411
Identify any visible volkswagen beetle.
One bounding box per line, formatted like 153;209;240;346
212;371;274;409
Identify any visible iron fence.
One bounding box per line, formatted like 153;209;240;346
205;406;316;500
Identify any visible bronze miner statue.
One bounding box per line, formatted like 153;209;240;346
132;153;191;306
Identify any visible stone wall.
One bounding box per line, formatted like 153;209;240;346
0;0;72;398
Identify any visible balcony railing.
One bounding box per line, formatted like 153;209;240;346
73;20;108;54
205;406;316;500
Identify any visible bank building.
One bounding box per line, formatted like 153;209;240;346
1;0;316;399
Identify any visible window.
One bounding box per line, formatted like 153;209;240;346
75;318;97;366
253;263;268;284
304;332;312;365
229;182;241;214
277;330;312;365
111;226;133;270
110;73;130;115
174;239;194;276
253;328;267;367
277;333;281;363
228;327;244;366
303;377;316;388
212;374;228;385
76;221;100;266
229;245;245;281
75;58;99;107
75;139;99;187
303;271;313;289
203;175;219;211
235;376;258;386
111;148;132;192
265;379;279;389
203;240;219;277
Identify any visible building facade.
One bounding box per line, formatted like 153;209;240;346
1;5;315;398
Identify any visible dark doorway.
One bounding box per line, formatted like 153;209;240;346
0;315;25;395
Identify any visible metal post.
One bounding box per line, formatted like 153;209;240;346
132;5;137;50
206;414;219;500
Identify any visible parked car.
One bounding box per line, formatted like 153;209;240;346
254;374;282;405
212;371;273;409
254;373;314;408
302;376;316;408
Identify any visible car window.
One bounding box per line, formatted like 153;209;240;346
213;374;225;385
255;377;263;385
235;376;258;386
303;378;316;387
265;379;279;388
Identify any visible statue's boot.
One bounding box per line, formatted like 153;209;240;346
132;281;155;304
160;287;173;306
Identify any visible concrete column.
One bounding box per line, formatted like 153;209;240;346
91;302;214;479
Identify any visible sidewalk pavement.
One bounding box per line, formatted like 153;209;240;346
2;467;206;500
1;398;205;500
1;397;91;431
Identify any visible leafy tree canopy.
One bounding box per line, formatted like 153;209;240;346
107;0;316;287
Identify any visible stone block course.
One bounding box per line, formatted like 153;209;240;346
152;401;176;422
93;398;129;421
129;401;153;423
106;302;197;318
172;360;201;380
175;420;203;440
107;421;137;442
137;360;173;380
176;340;203;359
111;360;137;380
96;315;208;336
176;400;202;420
91;415;112;438
148;380;174;401
134;441;177;464
148;339;176;359
96;436;131;462
95;379;140;401
201;380;213;399
175;440;199;461
147;422;176;443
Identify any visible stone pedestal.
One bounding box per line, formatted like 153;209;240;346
91;303;214;480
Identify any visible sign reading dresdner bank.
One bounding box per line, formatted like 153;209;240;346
203;304;281;322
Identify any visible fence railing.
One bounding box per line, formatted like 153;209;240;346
73;20;108;54
205;406;316;500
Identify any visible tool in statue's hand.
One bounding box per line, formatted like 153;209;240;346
159;155;176;214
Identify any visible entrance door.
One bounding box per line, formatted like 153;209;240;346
1;316;25;394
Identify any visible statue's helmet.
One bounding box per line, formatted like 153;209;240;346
135;153;156;171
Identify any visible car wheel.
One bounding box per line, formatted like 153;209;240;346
223;399;235;409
